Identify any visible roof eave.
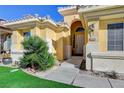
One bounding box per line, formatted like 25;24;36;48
78;5;119;13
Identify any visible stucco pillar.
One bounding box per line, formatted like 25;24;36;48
40;28;46;40
86;20;99;70
31;27;37;36
31;26;47;40
56;37;64;61
63;31;71;59
11;31;17;52
11;31;23;62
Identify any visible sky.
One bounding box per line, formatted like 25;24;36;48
0;5;68;22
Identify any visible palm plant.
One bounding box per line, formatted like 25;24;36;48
20;36;55;71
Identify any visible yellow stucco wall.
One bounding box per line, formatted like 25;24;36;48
56;37;64;60
45;28;56;54
12;25;68;61
45;28;56;41
99;17;124;51
56;30;70;60
12;31;18;50
33;26;41;37
12;30;23;51
63;31;71;45
64;14;80;26
30;26;46;40
12;29;31;51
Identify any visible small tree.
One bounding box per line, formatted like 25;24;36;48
20;36;55;71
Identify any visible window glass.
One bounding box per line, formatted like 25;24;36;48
23;32;30;38
76;27;84;32
108;23;123;51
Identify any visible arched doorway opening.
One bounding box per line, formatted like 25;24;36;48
71;21;85;56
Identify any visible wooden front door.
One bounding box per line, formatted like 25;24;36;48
75;34;84;55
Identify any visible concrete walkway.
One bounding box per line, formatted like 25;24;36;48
45;62;79;84
44;56;82;84
44;57;124;88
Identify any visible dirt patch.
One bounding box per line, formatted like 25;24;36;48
79;70;124;80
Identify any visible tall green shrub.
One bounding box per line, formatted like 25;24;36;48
20;36;55;70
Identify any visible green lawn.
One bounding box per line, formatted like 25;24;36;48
0;66;79;88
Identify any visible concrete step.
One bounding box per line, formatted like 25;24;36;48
61;62;75;68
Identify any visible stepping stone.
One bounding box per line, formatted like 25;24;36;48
73;74;111;88
109;79;124;88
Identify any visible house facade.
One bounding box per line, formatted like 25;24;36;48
1;5;124;73
1;15;70;63
59;5;124;73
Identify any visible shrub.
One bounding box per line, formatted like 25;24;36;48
20;36;55;71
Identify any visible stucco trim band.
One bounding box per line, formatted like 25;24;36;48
91;52;124;60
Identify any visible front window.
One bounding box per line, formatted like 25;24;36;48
23;32;30;38
108;23;123;51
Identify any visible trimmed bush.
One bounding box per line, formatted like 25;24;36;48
20;36;55;70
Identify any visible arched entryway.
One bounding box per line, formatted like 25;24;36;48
71;21;85;56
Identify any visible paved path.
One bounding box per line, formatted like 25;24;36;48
44;57;124;88
45;62;79;84
73;74;111;88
